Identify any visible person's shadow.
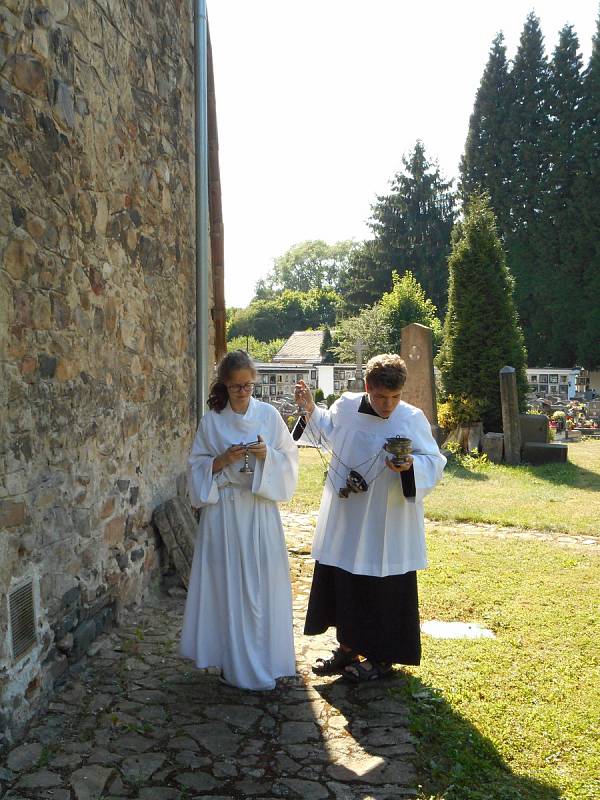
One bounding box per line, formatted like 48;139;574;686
308;670;563;800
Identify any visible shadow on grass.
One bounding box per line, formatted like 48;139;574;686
392;673;561;800
518;461;600;491
445;455;600;491
443;460;490;482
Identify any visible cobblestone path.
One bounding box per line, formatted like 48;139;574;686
1;511;417;800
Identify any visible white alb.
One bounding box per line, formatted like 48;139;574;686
180;398;298;690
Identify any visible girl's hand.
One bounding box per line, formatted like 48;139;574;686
246;435;267;461
385;455;414;473
213;444;246;473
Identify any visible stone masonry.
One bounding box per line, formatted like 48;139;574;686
1;0;213;744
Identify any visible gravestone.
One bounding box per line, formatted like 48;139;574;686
500;367;521;465
400;323;440;440
481;432;504;463
522;442;568;465
519;414;549;444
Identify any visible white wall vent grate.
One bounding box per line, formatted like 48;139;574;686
9;579;36;661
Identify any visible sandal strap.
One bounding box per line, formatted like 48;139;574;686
343;659;392;682
313;647;358;675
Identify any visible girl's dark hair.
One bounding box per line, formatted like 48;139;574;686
208;350;257;412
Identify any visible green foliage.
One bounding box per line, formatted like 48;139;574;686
437;394;486;428
460;12;600;369
332;303;394;362
460;33;513;232
320;325;336;364
437;194;528;432
340;142;456;313
227;335;285;363
255;239;356;296
314;388;325;403
325;393;338;408
227;289;342;341
379;270;443;354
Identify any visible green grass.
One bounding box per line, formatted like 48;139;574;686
284;440;600;536
425;439;600;536
398;529;600;800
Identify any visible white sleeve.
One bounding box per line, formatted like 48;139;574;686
410;410;447;502
299;404;335;447
252;413;299;502
187;421;220;508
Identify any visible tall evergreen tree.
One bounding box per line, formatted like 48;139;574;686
504;13;551;363
460;33;513;233
573;12;600;369
340;142;456;314
437;195;528;433
541;25;585;365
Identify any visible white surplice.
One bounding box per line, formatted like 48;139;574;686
301;393;446;577
180;397;298;690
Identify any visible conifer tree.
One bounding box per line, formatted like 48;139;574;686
460;33;513;233
541;25;585;365
573;12;600;369
437;195;528;433
504;13;551;363
341;142;456;314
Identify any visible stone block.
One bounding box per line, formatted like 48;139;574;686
519;413;549;444
153;496;196;587
104;514;126;547
521;442;568;465
0;499;26;528
61;585;81;610
481;433;504;463
71;619;96;660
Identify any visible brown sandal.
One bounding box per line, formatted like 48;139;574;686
312;646;359;676
343;659;393;683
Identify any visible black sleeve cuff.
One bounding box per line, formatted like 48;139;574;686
292;415;307;441
400;464;416;498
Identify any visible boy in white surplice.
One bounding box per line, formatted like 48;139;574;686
180;351;298;690
294;353;446;682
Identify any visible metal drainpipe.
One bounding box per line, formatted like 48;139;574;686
194;0;210;426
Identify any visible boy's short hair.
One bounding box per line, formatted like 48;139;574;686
364;353;408;390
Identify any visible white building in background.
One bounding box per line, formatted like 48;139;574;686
526;367;581;400
252;331;365;401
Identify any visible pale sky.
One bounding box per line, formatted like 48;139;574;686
207;1;598;309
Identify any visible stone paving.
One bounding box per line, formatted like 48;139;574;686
1;511;417;800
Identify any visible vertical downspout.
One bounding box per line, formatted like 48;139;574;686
194;0;209;425
207;28;227;362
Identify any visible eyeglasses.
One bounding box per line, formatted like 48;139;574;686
227;382;255;393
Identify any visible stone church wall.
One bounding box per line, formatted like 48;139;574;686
0;0;209;744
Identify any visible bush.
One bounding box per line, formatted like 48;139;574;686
325;393;338;408
438;395;486;429
314;388;325;403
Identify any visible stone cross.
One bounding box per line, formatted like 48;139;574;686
353;339;366;373
349;339;366;391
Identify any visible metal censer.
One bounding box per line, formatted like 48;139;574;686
383;436;412;466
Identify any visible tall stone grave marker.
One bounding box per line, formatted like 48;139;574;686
400;323;440;440
500;366;521;465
